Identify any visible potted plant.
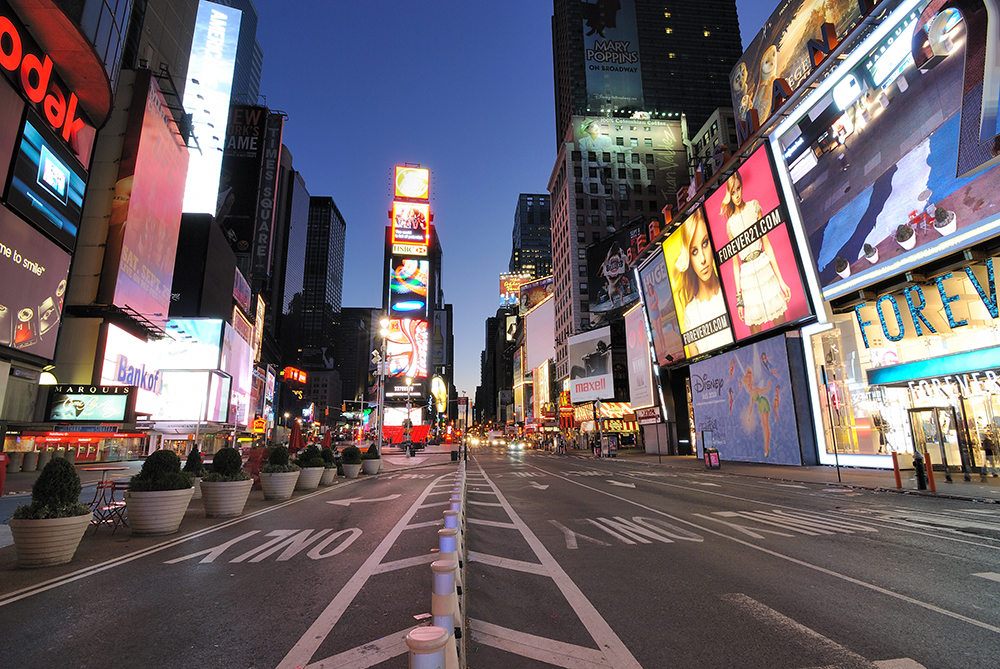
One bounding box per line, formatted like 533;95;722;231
320;447;337;485
9;457;92;567
260;445;301;500
862;243;878;264
834;257;851;279
933;206;956;235
896;224;916;250
341;445;363;479
124;450;194;536
200;447;252;518
183;447;208;500
294;444;325;490
361;444;382;475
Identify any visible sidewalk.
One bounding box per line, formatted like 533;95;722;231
567;448;1000;504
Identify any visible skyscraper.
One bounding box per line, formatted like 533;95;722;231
301;196;345;357
552;0;742;145
509;194;552;279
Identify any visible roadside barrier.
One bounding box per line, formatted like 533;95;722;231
406;625;449;669
431;559;460;669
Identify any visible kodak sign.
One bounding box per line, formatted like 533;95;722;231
0;7;92;159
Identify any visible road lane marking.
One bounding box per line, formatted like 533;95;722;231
470;619;609;669
973;572;1000;583
549;520;611;549
276;473;452;669
372;553;439;574
467;500;504;507
607;480;636;488
526;463;1000;636
529;481;550;490
477;468;643;667
776;484;808;489
326;494;402;506
468;518;518;529
403;519;443;530
467;551;548;575
302;625;424;669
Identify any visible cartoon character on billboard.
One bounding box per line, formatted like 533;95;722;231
674;210;729;355
721;171;791;333
741;365;773;457
597;242;636;308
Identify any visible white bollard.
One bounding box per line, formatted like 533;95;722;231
443;509;463;554
407;625;449;669
438;527;462;588
431;560;460;669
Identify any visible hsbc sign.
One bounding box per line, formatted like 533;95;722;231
0;5;93;162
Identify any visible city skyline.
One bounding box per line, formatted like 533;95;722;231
254;1;770;400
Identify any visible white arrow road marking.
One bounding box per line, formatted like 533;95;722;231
607;480;635;488
326;494;402;507
470;619;610;669
529;481;550;490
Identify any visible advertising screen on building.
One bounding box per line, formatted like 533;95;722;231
6;110;87;252
391;202;430;246
182;0;241;214
385;318;428;378
389;258;429;316
221;322;253;426
216;105;267;252
568;326;614;403
394;166;430;200
46;385;134;422
689;334;801;465
624;304;654;409
662;208;734;357
519;275;553;315
732;0;865;131
582;0;643;112
251;112;283;276
636;249;684;366
587;222;654;318
500;273;531;308
525;295;555;372
703;144;811;341
100;69;188;320
0;207;71;359
777;0;1000;300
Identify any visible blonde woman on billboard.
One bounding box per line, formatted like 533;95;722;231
675;210;729;355
722;171;791;333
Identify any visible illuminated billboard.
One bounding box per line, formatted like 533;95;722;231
0;207;71;359
46;385;134;422
182;0;241;214
624;304;654;409
394;166;430;200
662;208;734;357
777;1;1000;299
500;273;532;307
703;144;811;342
389;258;429;316
386;318;428;378
582;0;643;112
636;249;685;366
100;69;189;319
221;322;253;427
568;326;614;403
6;110;87;251
587;223;651;318
391;202;430;246
519;275;553;315
216;105;268;252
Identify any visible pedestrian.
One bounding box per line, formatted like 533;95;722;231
981;434;998;477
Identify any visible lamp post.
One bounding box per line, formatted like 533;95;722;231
404;376;414;455
377;317;390;458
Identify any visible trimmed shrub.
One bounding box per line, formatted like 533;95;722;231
12;457;90;519
361;444;380;460
204;446;250;482
341;445;362;465
262;445;300;474
183;447;207;476
128;450;193;492
321;448;336;468
295;444;325;469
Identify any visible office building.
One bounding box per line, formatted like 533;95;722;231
552;0;742;145
301;196;345;355
509;194;552;279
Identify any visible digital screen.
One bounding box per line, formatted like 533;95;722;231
519;275;553;315
703;144;811;342
636;250;685;366
662;208;734;357
6;111;87;251
394;166;430;199
47;387;131;422
385;318;428;378
500;273;531;307
588;223;650;316
0;207;72;359
221;322;253;427
389;258;428;315
567;327;614;403
391;202;429;246
625;304;655;409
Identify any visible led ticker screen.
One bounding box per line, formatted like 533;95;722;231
703;144;811;342
394;166;429;200
386;318;428;378
662;207;734;358
389;258;429;315
284;366;306;384
392;202;430;246
6;111;87;251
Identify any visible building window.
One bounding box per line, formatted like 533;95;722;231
603;167;612;179
648;184;657;194
578;231;586;242
576;198;585;209
575;182;584;193
618;168;626;178
574;166;582;177
589;167;597;178
645;138;653;147
635;200;643;211
648;169;655;178
587;152;597;162
616;153;625;163
572;151;581;161
634;184;643;195
581;301;589;311
646;154;654;164
664;11;671;17
704;30;711;37
620;184;628;197
631;153;639;164
632;169;641;180
650;200;658;210
616;137;624;146
579;264;587;277
578;249;586;259
669;53;675;59
589;183;598;194
605;200;613;211
630;138;639;147
590;213;600;225
590;199;598;209
665;27;673;34
602;152;611;162
576;214;585;226
580;283;588;293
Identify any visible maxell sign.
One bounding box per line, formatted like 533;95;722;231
567;326;614;403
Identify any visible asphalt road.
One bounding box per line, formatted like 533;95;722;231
464;447;1000;669
0;463;462;668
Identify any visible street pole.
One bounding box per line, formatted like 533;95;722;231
377;317;390;458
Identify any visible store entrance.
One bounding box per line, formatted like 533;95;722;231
907;407;972;482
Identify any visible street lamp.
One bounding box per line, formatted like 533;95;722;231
377;316;390;457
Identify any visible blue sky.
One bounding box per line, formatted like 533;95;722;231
255;0;775;400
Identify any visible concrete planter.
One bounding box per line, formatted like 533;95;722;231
342;463;362;479
191;477;203;500
21;451;38;472
200;479;253;517
320;468;337;485
9;513;93;568
64;450;77;464
295;467;324;490
125;487;195;536
362;459;381;475
260;470;300;500
6;451;23;473
36;450;52;470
